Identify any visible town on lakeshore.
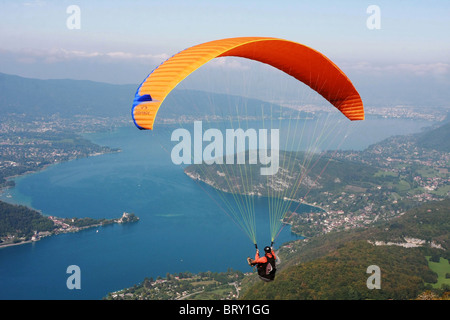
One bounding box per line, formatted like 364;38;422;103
0;211;139;248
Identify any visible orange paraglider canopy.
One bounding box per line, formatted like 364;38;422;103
132;37;364;130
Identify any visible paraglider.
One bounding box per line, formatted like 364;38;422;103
247;245;277;282
132;37;364;269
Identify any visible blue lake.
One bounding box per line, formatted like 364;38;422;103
0;117;435;299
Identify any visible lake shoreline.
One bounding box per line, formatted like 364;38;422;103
0;212;139;249
0;148;121;196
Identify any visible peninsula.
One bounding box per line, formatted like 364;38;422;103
184;121;449;238
0;201;139;248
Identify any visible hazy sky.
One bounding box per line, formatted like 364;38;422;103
0;0;449;92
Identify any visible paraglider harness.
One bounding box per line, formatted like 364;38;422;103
255;244;277;282
257;254;276;282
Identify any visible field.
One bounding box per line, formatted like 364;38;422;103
426;257;450;289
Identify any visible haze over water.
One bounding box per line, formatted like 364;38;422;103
0;117;434;299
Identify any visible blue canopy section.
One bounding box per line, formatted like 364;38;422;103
132;93;153;130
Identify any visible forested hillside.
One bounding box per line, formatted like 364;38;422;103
415;121;450;152
240;199;449;300
0;201;55;239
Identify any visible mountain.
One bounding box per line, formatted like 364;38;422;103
154;89;303;121
185;150;379;199
240;199;449;300
0;72;134;118
415;121;450;152
0;72;297;120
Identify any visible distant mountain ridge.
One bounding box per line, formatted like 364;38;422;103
415;121;450;152
0;72;134;118
0;72;296;120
